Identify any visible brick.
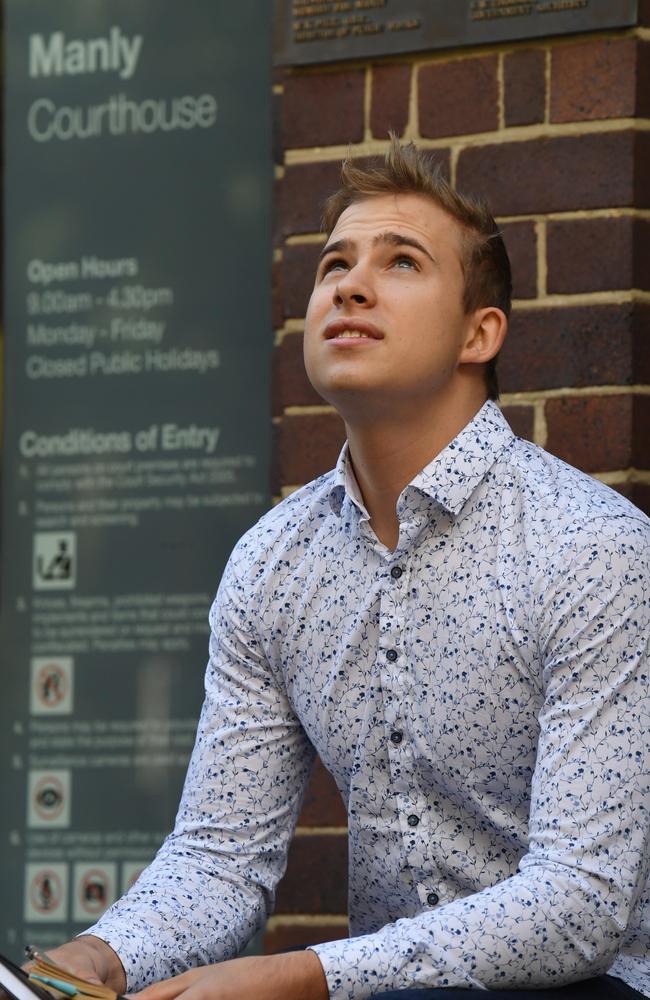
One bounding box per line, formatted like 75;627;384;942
264;922;348;954
283;243;321;318
626;484;650;517
500;220;537;299
500;404;534;441
544;215;650;294
636;132;650;210
272;333;325;416
370;63;411;139
282;69;365;148
457;131;635;216
550;38;637;123
546;217;634;294
633;396;650;467
281;152;451;237
633;305;650;384
273;412;346;489
273;177;284;248
504;48;546;127
419;56;498;138
638;42;650;119
272;260;284;329
298;757;348;827
275;834;348;913
499;304;639;394
281;161;343;236
272;90;284;166
544;395;633;472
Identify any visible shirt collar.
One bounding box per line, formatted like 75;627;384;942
329;441;361;516
410;400;515;515
328;401;515;518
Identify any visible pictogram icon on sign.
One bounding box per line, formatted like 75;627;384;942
73;863;116;921
121;861;146;893
33;532;76;590
24;863;68;922
31;656;74;714
27;769;71;828
81;869;109;914
31;870;62;913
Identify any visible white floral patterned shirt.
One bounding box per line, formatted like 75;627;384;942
88;401;650;999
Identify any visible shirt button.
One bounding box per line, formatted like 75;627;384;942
390;566;403;579
386;649;398;662
390;731;403;745
407;814;419;827
427;892;439;906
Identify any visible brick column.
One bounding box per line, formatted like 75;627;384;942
267;18;650;951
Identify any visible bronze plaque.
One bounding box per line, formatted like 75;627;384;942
273;0;639;66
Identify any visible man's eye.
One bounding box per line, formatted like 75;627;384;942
322;258;348;274
393;255;417;269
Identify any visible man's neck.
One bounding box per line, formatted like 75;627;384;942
345;391;487;550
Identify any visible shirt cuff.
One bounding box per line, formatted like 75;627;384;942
309;916;491;1000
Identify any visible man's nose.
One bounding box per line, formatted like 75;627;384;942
333;264;376;307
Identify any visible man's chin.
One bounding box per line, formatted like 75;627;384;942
312;379;406;424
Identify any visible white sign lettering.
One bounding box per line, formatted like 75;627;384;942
29;27;143;80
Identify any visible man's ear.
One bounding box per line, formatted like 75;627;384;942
459;307;508;365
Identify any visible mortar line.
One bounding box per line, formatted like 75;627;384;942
363;65;373;143
294;825;348;835
497;51;505;131
284;117;649;164
284;404;337;416
512;290;650;308
406;63;418;140
500;385;650;403
266;915;349;927
532;400;548;448
536;220;547;298
282;210;650;239
594;469;650;485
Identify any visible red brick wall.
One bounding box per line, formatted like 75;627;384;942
266;24;650;952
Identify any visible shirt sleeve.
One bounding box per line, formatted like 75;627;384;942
311;516;650;999
83;545;316;991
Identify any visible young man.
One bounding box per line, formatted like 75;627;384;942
39;140;649;1000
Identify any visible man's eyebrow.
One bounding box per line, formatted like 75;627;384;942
375;231;437;263
317;232;437;264
318;238;351;263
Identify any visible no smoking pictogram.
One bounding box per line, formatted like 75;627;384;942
31;656;74;715
80;868;110;915
30;869;63;914
73;862;116;921
38;663;67;705
24;863;68;922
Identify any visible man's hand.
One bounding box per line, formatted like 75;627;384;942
28;936;127;994
132;951;328;1000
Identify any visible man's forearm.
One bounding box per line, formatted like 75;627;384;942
132;950;328;1000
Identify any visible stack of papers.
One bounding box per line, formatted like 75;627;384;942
0;952;122;1000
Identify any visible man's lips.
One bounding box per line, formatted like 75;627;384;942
323;320;383;342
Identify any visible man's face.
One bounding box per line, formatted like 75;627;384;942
303;192;477;415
